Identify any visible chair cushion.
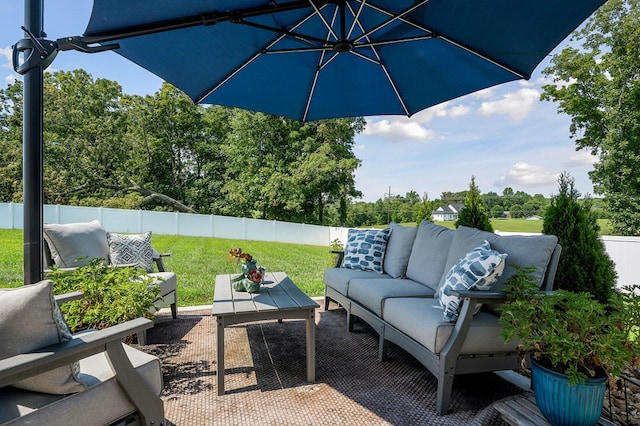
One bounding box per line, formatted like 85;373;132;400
323;267;389;296
0;281;87;394
44;220;110;268
382;297;519;355
405;221;455;291
343;228;391;274
149;271;177;297
437;240;507;322
348;278;435;317
383;223;418;278
0;343;161;425
107;231;154;272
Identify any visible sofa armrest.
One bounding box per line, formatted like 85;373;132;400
450;289;507;303
0;317;153;387
54;291;84;304
331;250;345;268
152;249;172;272
0;317;163;425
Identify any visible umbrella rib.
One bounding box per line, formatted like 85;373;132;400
358;1;526;79
353;0;432;43
346;0;367;40
197;6;326;103
346;2;409;115
303;6;340;121
308;0;338;41
437;36;527;79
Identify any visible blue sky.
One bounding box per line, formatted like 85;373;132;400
1;2;598;203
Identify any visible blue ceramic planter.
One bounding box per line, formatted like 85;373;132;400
531;358;607;426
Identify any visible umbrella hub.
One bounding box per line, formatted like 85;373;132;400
333;41;353;53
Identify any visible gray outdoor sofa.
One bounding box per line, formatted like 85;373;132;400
324;221;561;415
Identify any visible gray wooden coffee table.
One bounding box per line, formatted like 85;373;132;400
212;271;319;395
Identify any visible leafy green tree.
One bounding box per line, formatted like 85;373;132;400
415;192;433;224
542;173;616;303
490;205;505;219
455;176;493;232
541;0;640;235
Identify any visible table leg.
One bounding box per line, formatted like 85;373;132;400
216;316;225;395
306;308;316;382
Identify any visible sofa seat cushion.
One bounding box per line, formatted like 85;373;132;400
382;297;518;355
348;278;435;317
405;221;455;291
0;343;161;425
323;268;390;296
148;271;177;297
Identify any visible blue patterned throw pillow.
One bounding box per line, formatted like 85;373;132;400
438;240;507;322
343;228;391;274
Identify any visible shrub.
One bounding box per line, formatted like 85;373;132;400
543;172;616;303
455;175;493;232
49;259;160;331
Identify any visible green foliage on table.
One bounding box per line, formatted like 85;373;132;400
543;172;617;303
499;265;640;386
49;259;159;331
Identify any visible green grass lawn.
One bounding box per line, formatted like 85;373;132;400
0;218;614;307
0;229;335;306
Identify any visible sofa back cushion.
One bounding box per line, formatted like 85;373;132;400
43;220;110;268
383;223;418;278
438;226;558;292
405;221;455;291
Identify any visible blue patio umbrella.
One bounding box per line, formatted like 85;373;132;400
67;0;605;122
15;0;606;281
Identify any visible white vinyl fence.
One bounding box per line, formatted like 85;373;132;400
1;203;638;288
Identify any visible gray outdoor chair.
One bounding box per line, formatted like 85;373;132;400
0;281;165;425
42;220;177;344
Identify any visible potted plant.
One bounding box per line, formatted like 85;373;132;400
499;266;640;426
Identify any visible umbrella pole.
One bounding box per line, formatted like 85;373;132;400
22;0;44;284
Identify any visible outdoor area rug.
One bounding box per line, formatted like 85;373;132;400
139;304;521;425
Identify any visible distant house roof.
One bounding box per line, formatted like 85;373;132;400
432;203;464;215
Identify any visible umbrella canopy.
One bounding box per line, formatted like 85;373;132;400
76;0;606;122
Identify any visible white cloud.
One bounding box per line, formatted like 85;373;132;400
1;47;12;68
363;102;471;141
495;162;559;187
473;88;494;99
363;119;435;141
564;149;598;167
479;88;540;121
5;74;16;85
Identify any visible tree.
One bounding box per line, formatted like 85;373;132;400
541;0;640;235
455;176;493;232
542;173;616;303
415;192;433;224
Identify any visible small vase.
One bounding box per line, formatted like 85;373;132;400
241;260;258;276
243;278;261;293
232;278;246;292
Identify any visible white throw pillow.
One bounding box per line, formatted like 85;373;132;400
343;228;391;274
43;220;110;268
107;231;154;273
0;281;87;394
437;240;507;322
